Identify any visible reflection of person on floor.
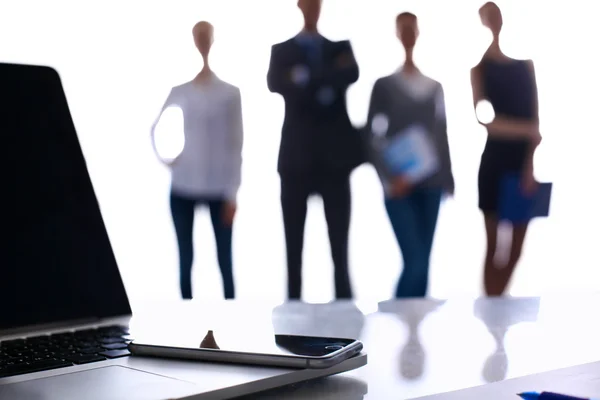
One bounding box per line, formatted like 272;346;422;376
481;326;508;382
151;21;243;300
474;297;540;382
379;299;445;380
271;302;365;342
266;0;364;300
365;13;454;298
399;309;426;380
471;2;541;296
200;330;220;349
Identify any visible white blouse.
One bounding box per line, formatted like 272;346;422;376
152;74;243;202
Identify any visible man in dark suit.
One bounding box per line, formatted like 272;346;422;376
267;0;364;300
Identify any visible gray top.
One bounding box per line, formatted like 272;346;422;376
365;72;454;194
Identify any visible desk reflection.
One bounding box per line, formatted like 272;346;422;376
271;302;365;340
378;299;445;380
474;297;540;383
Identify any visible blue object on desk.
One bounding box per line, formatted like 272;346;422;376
498;174;552;223
519;391;597;400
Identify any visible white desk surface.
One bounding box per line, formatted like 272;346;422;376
129;294;600;399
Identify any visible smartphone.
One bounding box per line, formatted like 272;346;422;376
129;329;363;369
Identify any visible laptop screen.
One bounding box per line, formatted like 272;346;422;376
0;63;131;331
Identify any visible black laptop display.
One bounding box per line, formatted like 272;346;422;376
0;63;131;331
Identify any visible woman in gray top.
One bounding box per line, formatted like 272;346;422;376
365;12;454;298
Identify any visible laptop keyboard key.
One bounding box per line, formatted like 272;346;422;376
99;337;125;345
1;339;25;347
0;359;72;378
97;325;129;335
102;343;128;350
67;354;106;365
99;349;130;359
79;347;104;355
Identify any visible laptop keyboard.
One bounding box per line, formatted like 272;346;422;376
0;325;131;378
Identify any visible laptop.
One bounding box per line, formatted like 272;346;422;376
0;63;367;400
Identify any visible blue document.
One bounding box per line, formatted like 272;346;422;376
498;174;552;223
380;124;439;183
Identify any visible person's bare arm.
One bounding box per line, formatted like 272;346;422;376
470;65;485;111
486;118;537;136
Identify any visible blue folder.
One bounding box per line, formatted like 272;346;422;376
380;124;439;183
498;174;552;223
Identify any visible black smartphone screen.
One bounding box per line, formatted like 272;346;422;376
273;335;356;357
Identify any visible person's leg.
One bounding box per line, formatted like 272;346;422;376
208;199;235;300
496;138;534;293
170;192;196;299
494;222;529;294
385;194;427;298
478;145;504;296
320;174;353;299
483;214;503;296
281;176;310;300
413;188;443;296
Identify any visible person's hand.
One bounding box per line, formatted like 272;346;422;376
530;129;542;146
521;167;538;196
222;201;237;226
389;175;412;198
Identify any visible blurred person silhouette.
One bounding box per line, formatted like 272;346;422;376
471;2;542;296
379;299;445;380
365;12;454;298
267;0;364;300
150;21;243;300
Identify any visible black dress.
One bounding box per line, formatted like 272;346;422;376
478;59;535;214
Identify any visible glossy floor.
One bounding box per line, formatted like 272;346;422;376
129;295;600;399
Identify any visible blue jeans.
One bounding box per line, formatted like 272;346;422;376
170;192;234;300
385;188;442;298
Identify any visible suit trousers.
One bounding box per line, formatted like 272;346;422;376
280;172;353;300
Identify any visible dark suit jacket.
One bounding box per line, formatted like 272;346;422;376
267;36;365;176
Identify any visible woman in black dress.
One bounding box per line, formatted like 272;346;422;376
471;2;542;296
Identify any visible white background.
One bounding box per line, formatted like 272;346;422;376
1;0;598;303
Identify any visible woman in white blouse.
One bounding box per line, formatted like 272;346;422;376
151;21;244;300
